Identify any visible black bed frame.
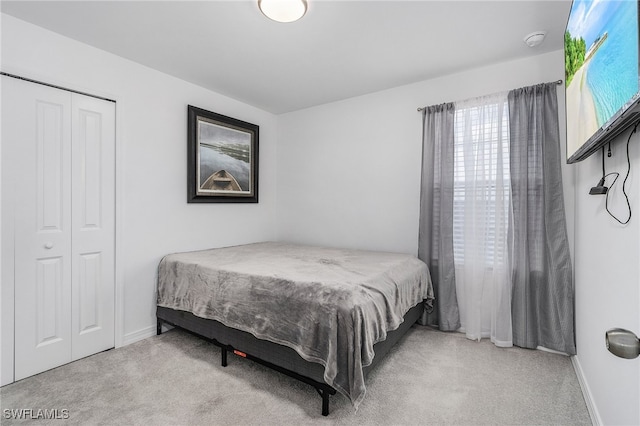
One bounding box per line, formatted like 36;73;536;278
156;302;424;416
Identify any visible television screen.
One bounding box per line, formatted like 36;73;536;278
565;0;640;163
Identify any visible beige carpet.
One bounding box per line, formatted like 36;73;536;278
1;326;591;425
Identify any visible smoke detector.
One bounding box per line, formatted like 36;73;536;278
524;31;547;48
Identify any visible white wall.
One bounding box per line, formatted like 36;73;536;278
572;130;640;425
0;13;278;375
277;51;573;255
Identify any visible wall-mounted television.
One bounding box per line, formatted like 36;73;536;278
565;0;640;164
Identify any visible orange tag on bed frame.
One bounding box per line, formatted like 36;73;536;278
233;350;247;358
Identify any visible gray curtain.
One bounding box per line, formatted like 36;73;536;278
508;83;576;355
418;103;460;331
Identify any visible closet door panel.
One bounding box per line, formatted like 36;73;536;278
8;78;73;381
71;94;115;360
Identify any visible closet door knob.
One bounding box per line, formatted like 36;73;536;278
44;242;53;249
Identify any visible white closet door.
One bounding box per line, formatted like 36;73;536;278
3;77;115;381
71;94;115;360
7;78;74;380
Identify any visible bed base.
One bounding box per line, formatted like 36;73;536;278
156;315;336;415
156;302;424;416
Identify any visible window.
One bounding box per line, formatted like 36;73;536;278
452;97;510;266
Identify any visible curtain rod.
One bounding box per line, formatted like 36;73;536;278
416;79;563;112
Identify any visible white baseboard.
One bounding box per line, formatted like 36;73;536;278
122;325;156;346
122;323;175;347
571;355;602;426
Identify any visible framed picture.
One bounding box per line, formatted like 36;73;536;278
187;105;258;203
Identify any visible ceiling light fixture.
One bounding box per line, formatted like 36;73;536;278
259;0;307;23
523;31;547;48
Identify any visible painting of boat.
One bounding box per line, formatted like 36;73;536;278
201;170;242;191
188;105;258;203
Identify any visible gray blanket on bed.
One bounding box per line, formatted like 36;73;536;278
157;242;433;408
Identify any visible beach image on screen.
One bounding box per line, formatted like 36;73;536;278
565;0;639;158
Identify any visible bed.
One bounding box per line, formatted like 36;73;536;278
156;242;433;415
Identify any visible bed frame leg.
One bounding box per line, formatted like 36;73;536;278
221;347;228;367
321;389;330;416
156;319;162;335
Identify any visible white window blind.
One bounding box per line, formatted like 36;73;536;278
453;97;510;266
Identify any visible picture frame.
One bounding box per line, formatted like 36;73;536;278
187;105;259;203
